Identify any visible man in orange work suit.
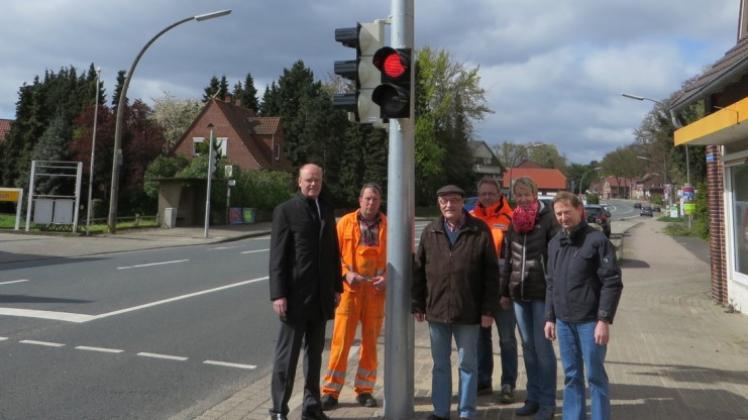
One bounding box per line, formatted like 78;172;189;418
321;183;387;411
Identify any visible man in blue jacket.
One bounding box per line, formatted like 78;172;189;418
544;192;623;420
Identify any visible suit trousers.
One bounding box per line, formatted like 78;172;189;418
270;316;327;416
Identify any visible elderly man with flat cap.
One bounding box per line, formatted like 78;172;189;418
412;184;501;420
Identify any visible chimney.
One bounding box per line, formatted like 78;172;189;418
739;0;748;41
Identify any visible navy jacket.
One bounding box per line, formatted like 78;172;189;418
545;221;623;324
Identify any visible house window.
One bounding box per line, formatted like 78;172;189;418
216;137;228;157
273;142;280;161
730;163;748;279
192;137;204;156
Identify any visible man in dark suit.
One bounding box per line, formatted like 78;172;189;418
268;163;342;420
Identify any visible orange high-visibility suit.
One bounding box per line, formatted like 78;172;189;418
470;196;512;257
322;210;387;399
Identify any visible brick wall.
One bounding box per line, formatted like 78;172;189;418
707;144;728;304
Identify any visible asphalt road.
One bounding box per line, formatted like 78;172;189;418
0;235;277;419
0;221;433;419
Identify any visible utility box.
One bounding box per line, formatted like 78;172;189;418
163;207;177;229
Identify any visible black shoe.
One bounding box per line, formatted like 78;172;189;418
269;413;287;420
477;383;493;396
516;400;540;416
320;394;338;411
356;392;378;407
301;411;330;420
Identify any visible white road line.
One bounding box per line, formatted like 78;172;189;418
0;279;29;285
91;276;269;321
240;248;270;255
137;352;188;361
203;360;257;370
0;308;94;323
20;340;65;348
252;235;270;240
0;337;7;341
0;276;268;323
117;259;190;270
75;345;124;354
211;246;237;251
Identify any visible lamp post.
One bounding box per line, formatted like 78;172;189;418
107;10;232;233
86;66;101;236
621;93;690;186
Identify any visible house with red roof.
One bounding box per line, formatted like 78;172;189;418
501;160;567;196
172;99;291;171
0;118;12;142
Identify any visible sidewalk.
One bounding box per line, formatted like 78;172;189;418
196;218;748;420
0;223;273;265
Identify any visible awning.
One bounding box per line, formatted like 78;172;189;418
674;96;748;146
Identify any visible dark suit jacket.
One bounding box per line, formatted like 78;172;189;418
269;191;342;324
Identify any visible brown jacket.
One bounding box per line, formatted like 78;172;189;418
412;213;500;324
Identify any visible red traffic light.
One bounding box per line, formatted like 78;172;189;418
383;53;406;78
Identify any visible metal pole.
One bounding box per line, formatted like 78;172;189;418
384;0;415;418
204;126;215;239
86;67;101;235
25;160;36;231
107;11;230;233
73;162;83;233
15;189;23;231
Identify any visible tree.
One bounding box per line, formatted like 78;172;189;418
143;155;189;198
240;73;259;111
202;76;221;102
494;142;528;169
413;47;492;204
526;142;567;170
259;82;281;116
150;93;202;150
28;115;70;195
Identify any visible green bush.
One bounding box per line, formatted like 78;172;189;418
231;169;294;211
144;155;189;198
585;193;600;204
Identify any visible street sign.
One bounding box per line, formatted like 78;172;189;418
0;188;20;202
224;164;233;178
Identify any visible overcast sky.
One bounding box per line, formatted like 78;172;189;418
0;0;740;163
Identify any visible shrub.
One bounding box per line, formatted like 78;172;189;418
231;169;294;211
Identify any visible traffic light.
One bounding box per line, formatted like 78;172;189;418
372;47;412;119
333;21;385;124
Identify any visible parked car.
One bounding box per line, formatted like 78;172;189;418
584;204;611;238
634;202;642;209
653;205;661;212
640;206;654;217
463;196;479;212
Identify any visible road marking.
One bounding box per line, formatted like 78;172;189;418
137;352;188;361
91;276;269;321
75;345;124;354
0;308;95;323
252;235;270;240
203;360;257;370
20;339;65;348
117;259;190;270
240;248;270;255
0;279;29;285
0;337;7;341
211;246;237;251
0;276;268;323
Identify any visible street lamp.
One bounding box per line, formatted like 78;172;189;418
86;67;102;235
107;9;232;233
621;92;691;186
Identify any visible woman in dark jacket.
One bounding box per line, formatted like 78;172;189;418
501;177;558;419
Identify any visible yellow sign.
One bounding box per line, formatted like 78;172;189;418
0;189;21;202
683;203;696;216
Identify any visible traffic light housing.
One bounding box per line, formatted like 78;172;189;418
333;21;385;124
372;47;411;119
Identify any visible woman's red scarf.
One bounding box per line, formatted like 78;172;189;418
512;200;539;233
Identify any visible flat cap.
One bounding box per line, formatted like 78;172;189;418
436;184;465;197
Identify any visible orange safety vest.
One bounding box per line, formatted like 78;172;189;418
337;211;387;283
470;196;512;258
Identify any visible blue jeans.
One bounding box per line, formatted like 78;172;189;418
428;321;479;419
477;305;518;388
514;300;557;408
556;319;610;420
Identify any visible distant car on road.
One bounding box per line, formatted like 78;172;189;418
584;204;611;238
634;202;642;209
640;206;654;217
463;196;479;212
